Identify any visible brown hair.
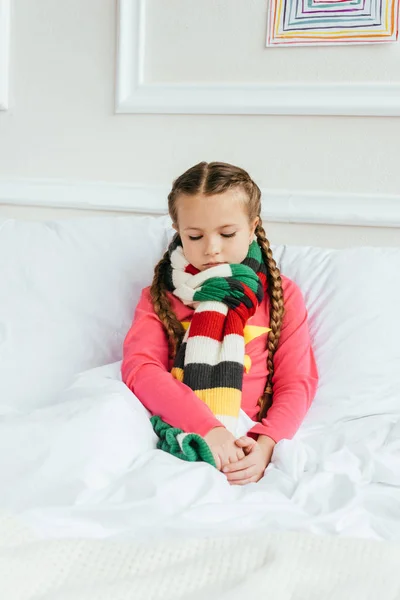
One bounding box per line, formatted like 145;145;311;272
150;161;285;420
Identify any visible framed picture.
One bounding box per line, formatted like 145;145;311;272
267;0;400;45
0;0;10;110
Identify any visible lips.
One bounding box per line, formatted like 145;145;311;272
203;262;226;269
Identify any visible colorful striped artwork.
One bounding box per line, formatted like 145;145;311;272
266;0;399;45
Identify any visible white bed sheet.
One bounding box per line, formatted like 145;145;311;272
1;361;399;544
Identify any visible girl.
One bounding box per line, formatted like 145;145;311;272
122;162;318;485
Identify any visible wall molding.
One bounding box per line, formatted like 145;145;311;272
0;177;399;228
115;0;400;117
0;0;10;111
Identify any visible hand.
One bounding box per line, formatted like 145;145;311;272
204;427;245;471
222;434;276;485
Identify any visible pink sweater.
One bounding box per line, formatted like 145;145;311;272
122;276;318;443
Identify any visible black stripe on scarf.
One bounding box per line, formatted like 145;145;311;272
242;256;266;274
223;278;262;309
183;362;243;391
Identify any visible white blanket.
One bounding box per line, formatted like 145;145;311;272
1;362;400;544
1;511;400;600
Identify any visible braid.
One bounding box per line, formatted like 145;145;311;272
255;219;285;420
150;250;185;359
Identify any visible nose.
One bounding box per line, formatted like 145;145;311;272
205;236;221;257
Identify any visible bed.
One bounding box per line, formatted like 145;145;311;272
1;213;399;599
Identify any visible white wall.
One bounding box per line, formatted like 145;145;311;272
0;0;399;246
145;0;400;84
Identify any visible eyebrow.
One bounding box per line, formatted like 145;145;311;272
184;224;238;231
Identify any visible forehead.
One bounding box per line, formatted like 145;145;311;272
176;189;249;229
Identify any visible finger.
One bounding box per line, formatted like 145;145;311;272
226;466;256;482
235;448;245;461
235;436;256;449
229;475;259;486
222;455;254;473
224;450;244;466
213;452;222;470
219;445;245;466
227;451;241;463
235;435;255;444
220;454;234;470
221;445;245;468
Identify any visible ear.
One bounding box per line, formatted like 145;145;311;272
250;216;260;239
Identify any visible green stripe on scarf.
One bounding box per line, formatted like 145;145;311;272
151;416;216;467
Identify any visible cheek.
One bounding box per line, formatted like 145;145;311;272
231;235;250;259
181;241;202;263
233;241;249;263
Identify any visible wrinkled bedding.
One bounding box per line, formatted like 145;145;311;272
1;362;399;543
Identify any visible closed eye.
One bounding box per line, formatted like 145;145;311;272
188;232;236;241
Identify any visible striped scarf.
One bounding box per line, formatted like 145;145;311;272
166;235;267;435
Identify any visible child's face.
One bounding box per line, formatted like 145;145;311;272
174;189;259;271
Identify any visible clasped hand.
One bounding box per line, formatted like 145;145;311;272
203;427;275;485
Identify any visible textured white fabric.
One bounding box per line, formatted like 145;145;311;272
273;245;400;429
0;512;399;600
0;215;172;411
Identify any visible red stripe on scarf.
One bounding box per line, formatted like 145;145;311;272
184;264;200;275
231;284;259;324
189;311;227;342
189;285;261;341
224;311;245;337
258;271;267;290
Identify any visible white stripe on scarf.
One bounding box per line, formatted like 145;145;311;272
170;246;233;307
184;334;245;367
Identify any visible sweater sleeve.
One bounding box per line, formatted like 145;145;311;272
248;279;319;443
121;288;223;437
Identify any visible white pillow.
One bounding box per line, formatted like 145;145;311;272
0;215;172;411
273;245;400;427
